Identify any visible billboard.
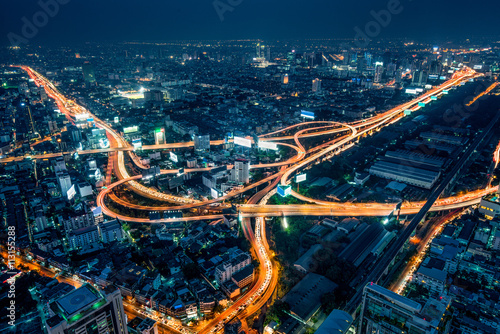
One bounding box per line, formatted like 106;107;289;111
124;126;139;134
277;184;292;197
442;90;449;94
418;102;426;107
75;113;90;121
114;116;120;123
132;138;142;149
168;175;184;189
301;110;315;119
169;151;178;163
431;96;438;101
404;110;412;116
296;174;307;183
234;136;252;148
258;141;278;151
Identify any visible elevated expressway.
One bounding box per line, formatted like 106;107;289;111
14;65;490;334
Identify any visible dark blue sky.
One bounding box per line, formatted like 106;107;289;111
1;0;499;45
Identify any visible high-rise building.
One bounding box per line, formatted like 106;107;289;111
194;134;210;151
82;62;97;87
312;78;322;93
374;65;384;83
342;50;350;65
365;52;373;68
46;284;128;334
358;283;448;334
56;171;72;197
233;159;250;184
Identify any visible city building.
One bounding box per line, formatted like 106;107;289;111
82;62;97;87
98;220;125;243
312;78;322;93
215;252;251;285
68;225;100;250
315;310;353;334
369;160;441;189
412;267;447;294
194;134;211;151
127;317;158;334
358;283;448;334
478;196;500;219
45;284;128;334
232;159;250;184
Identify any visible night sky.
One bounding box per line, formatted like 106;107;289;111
1;0;499;46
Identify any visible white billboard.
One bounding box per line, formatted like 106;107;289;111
75;113;90;121
296;174;307;183
67;185;76;200
258;141;278;151
124;126;139;134
169;151;178;163
234;136;252;148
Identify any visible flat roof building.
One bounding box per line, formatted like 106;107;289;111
46;284;128;334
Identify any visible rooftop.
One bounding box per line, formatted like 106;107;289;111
54;284;102;318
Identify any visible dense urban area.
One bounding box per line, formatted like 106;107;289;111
1;35;500;334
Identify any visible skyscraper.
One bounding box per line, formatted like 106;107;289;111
46;284;128;334
374;65;384;83
82;62;97;87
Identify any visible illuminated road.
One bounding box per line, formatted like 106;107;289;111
12;65;491;333
0;249;82;288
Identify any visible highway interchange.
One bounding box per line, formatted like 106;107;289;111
11;65;496;332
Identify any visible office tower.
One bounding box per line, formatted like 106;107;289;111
194;134;210;151
413;70;428;86
234;159;250;184
46;284;128;334
144;90;164;102
342;50;350;65
395;69;403;84
365;52;373;67
266;46;271;61
312;78;322;93
256;43;261;58
56;171;72;198
374;65;384;83
69;125;82;142
82;62;97;86
358;283;448;334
